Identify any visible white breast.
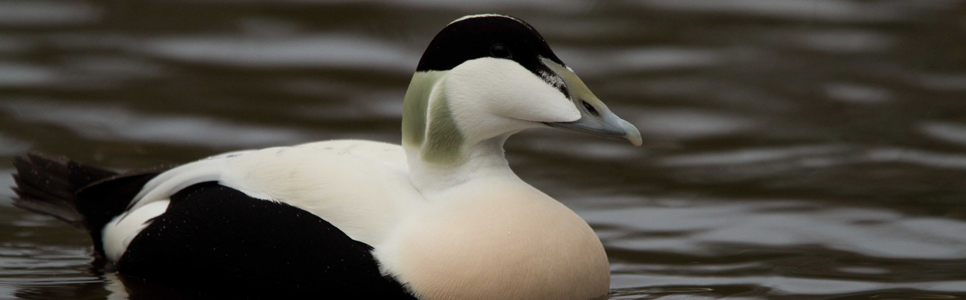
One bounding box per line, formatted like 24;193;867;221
374;178;611;300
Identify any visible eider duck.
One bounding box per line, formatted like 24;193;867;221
11;14;642;300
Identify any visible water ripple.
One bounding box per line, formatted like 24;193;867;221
633;0;948;22
0;1;102;26
586;198;966;259
4;100;315;148
141;35;419;71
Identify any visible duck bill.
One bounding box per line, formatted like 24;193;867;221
544;115;642;146
541;58;642;146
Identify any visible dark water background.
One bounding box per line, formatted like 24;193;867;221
1;0;966;299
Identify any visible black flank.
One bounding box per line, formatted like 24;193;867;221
117;182;416;299
11;154;415;298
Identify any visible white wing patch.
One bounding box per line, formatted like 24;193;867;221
126;148;274;213
103;200;170;262
128;160;228;210
101;140;424;264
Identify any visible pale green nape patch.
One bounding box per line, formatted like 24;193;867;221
422;85;464;165
401;70;466;165
402;71;447;147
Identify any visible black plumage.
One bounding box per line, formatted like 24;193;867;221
10;154;415;299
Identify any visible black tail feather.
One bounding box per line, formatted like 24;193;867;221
11;153;117;228
77;169;166;257
11;152;169;258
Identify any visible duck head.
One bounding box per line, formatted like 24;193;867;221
402;14;641;165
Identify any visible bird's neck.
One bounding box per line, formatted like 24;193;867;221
401;71;522;194
404;134;518;196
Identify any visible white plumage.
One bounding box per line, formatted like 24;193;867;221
95;14;644;300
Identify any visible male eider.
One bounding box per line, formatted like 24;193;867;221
11;14;641;299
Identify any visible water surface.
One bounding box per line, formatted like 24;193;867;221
1;0;965;299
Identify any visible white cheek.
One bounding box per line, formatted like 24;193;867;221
447;58;580;125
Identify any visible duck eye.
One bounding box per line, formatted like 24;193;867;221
582;101;599;117
490;44;511;58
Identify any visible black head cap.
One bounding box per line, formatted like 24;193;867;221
416;15;566;73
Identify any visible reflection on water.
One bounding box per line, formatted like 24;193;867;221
0;62;60;87
0;1;102;26
586;198;966;259
923;122;966;147
634;0;945;22
1;0;965;299
145;35;418;70
5;100;314;147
